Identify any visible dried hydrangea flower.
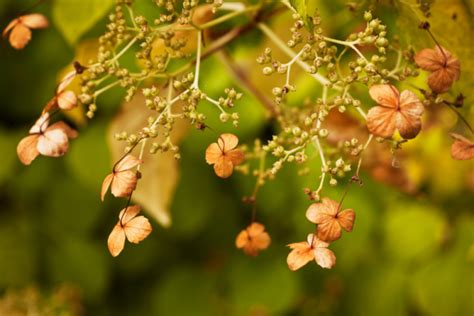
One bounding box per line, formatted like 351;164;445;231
2;13;48;49
414;46;461;94
42;70;78;113
17;113;78;165
287;234;336;270
450;133;474;160
306;198;355;242
205;133;244;178
107;205;152;257
235;222;271;256
366;84;424;139
101;155;141;201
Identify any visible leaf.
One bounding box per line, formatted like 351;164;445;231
57;39;100;126
383;202;446;262
108;93;188;227
52;0;114;45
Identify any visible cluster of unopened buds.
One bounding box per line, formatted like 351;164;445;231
5;1;473;270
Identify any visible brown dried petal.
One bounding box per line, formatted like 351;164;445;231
366;106;397;138
450;133;474;160
369;84;399;108
17;135;40;165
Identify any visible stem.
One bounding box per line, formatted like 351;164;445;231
191;31;202;89
323;37;368;62
354;134;373;179
94;81;120;97
109;37;138;65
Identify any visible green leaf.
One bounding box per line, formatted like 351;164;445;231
52;0;114;45
383;202;446;262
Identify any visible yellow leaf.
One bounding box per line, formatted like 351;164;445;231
107;93;188;227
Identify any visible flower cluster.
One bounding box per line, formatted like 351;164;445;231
6;1;472;266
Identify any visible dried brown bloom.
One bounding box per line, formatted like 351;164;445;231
235;222;271;256
306;198;355;242
2;14;48;49
414;46;460;94
287;234;336;270
17;113;78;165
450;133;474;160
205;133;244;178
107;205;152;257
366;84;424;139
101;155;141;201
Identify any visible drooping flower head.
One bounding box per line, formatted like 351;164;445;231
366;84;424;139
287;234;336;270
414;46;460;94
3;14;48;49
107;205;152;257
205;133;244;178
101;155;141;201
306;198;355;242
235;222;271;256
17;113;78;165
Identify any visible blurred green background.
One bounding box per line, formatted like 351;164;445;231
0;0;473;315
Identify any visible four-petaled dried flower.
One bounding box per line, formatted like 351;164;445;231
287;233;336;270
414;46;461;94
306;198;355;242
17;113;78;165
235;222;271;256
101;155;141;201
107;205;152;257
205;133;244;178
366;84;424;139
450;133;474;160
3;14;48;50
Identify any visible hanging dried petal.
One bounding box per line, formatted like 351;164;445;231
450;133;474;160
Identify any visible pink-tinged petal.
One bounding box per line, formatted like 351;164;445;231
414;48;444;71
101;173;113;201
287;242;314;271
235;230;249;248
47;121;78;139
107;224;126;257
17;135;40;165
110;170;137;198
428;68;456;94
36;129;69;157
395;111;422;140
29;113;50;134
115;155;141;171
9;24;32;50
369;84;399;108
57;91;77;111
205;142;222;165
20;14;49;29
306;204;332;224
399;90;424;117
218;133;239;151
227;148;244;166
118;205;142;224
124;216;152;243
316;219;342;242
337;209;355;232
3;19;18;37
57;70;77;94
366;106;397;138
314;247;336;269
213;156;234;178
247;222;265;236
310;235;329;248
